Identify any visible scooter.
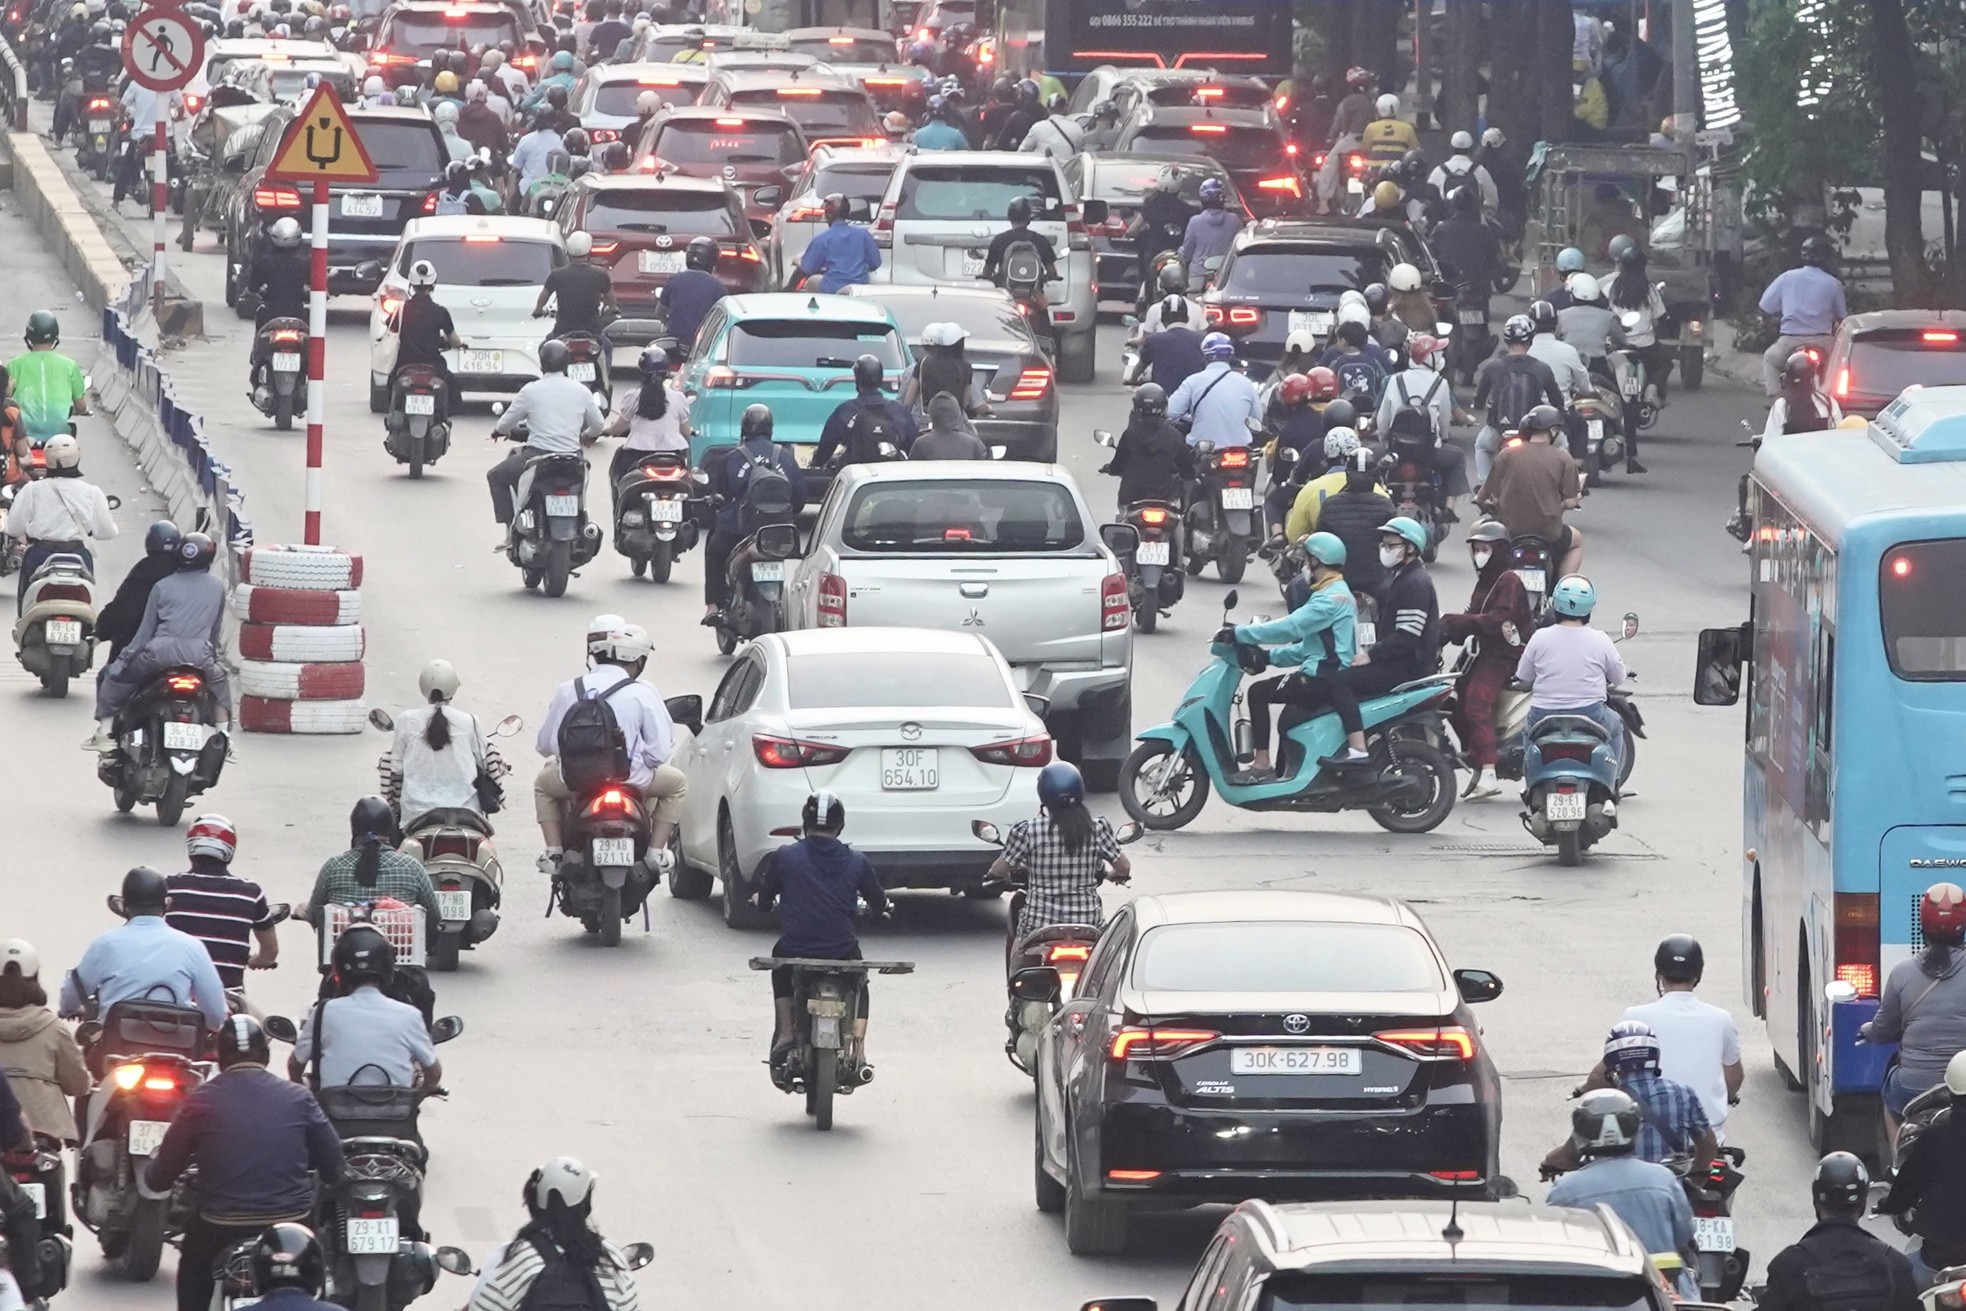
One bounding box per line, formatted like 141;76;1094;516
612;451;704;582
556;330;611;410
1184;439;1255;584
1571;388;1623;480
249;317;307;431
1493;674;1643;790
490;406;604;598
712;521;798;656
1507;533;1554;621
13;549;100;697
2;1132;69;1303
1446;282;1493;386
76;91;116;180
1688;1145;1748;1301
383;364;451;478
747;953;914;1130
1118;590;1459;833
1092;430;1183;632
1516;613;1643;866
97;666;229;825
1381;433;1446;562
999;238;1057;357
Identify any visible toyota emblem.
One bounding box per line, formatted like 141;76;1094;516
1282;1014;1311;1035
899;722;922;741
655;234;674;249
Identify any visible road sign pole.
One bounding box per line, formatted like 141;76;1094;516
150;116;167;322
304;178;328;545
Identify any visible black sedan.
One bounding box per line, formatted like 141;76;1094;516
1027;889;1504;1255
1061;152;1245;309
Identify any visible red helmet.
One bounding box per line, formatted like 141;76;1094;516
1346;66;1374;89
1280;373;1315;405
186;813;238;864
1305;366;1339;400
1922;882;1966;946
1408;333;1442;360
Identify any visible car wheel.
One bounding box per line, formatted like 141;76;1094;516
223;254;239;309
1063;1136;1127;1255
1057;329;1096;386
719;812;766;929
1034;1111;1065;1214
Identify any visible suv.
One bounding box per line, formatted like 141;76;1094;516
556;172;765;330
873;150;1105;383
369;2;529;86
782;461;1134;787
634;105;809;239
1820;310;1966;416
224;105;449;305
767;143;908;287
572;62;710;146
1086;1200;1671;1311
1113;103;1307;216
699;66;883;152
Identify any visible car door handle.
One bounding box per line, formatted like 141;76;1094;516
960;582;989;598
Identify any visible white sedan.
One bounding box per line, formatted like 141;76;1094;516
668;627;1051;927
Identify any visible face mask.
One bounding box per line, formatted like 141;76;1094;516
1379;545;1404;569
1472;548;1492;570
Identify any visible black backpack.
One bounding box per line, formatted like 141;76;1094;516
1489;358;1546;431
1387;375;1443;446
1785;394;1833;434
516;1229;610;1311
555;673;634;794
734;446;794;532
1001;237;1045;292
1797;1239;1902;1311
848;399;903;461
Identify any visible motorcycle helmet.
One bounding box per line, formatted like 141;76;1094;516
1568;272;1602;304
1279;373;1315;407
637;346;670;378
595;622;652;666
1449;129;1474;152
550;49;575;73
1362;283;1389;315
1602;1019;1661;1077
269;216;303;248
1045;92;1067;113
685;235;719;271
434;70;459;94
1006;195;1033;224
349;794;395;845
1811;1152;1869;1214
1198;177;1226;208
43;434;80;471
561;126;590;155
1035;761;1084;808
1654;933;1704;983
1482;126;1505;149
1616;241;1645;270
1301;530;1346;568
394;84;420;106
1319;397;1356;431
1571;1088;1640;1157
528;1157;597;1212
23;310;59;347
1466;517;1509;547
1322;426;1359;462
1450;184;1478;216
989;75;1015;102
1606;233;1637;265
1520;402;1564;438
1131;383;1168;416
1529;299;1558;334
1371;180;1401;211
215;1013;271;1069
565;230;593;258
418;658;460;701
1336;300;1371;330
1200;331;1234;361
1345;66;1374;90
545;83;570;109
1783;351;1820;388
1556;246;1587;275
1920;881;1966;946
177;531;217;572
539;339;572;373
740;403;773;439
362;74;385;99
330;922;396;987
852;353;884;390
802;789;846;835
444;159;470;186
1305;366;1339;401
1388;262;1422;293
1378;516;1429;554
1949;1050;1966;1098
822;191;852;223
252;1223;325;1295
1374;93;1398;117
1015;77;1039;105
1549;574;1597;619
467;79;490;103
121;864;170;914
408;259;438;289
568;157;594;181
1157;263;1185;296
1407;332;1442;362
186;813;239;863
145;520;183;557
1501;314;1536;345
1157;295;1190;326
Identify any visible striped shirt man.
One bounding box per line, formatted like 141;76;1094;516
165;866;277;990
466;1236;642;1311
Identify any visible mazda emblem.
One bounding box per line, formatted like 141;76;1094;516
1282;1014;1311;1035
900;722;922;741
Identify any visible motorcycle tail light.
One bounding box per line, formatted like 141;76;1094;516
752;734;850;768
1045;943;1090;963
1101;571;1129;631
166;674;203;693
1138;506;1169;526
588;787;636;814
969;735;1051;767
270;329;303;343
429;835;475;860
87;96;110;110
1218;447;1250;469
38;585;89;602
1539;741;1595;764
142;1074;178;1091
111;1063;146;1090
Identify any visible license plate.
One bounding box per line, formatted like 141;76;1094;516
1347;176;1364;195
1546;790;1588;822
1458;306;1486;326
1693;1216;1735;1252
459;349;502;374
1220;486;1254;510
750;560;784;582
1136;541;1169;565
127;1119;171;1156
45;619;82;645
961;251;984;277
1355;621;1376;647
881;747;939;789
1587;419;1604;442
1229;1046;1361;1075
544;494;580;516
436;890;472;921
791;444;816;467
650;499;683;522
592;837;635;866
569;361;596;381
90;118;111;131
18;1182;43;1219
1516;567;1546;593
638;250;684;274
404;393;436;415
341;192;384;218
162;721;206;751
272;352;302;372
344;1216;398;1254
1287;310;1330;338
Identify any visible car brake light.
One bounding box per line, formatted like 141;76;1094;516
167;674;203;693
369;48;415;65
638;76;681;86
1008;367;1051;401
1285;141;1299;157
111;1063;146;1090
1429;1170;1482;1181
462;234;502;243
784;204;825;222
1138;506;1169;526
1834;892;1879;997
379;292;405;318
1375;1026;1477;1060
1836;367;1850;398
421;192;439;214
1224;306;1260;326
715;116;749;126
591;128;619;144
818;572;846;626
1065;203;1092;252
872;200;896;248
1194;86;1223;101
589;239;619;255
1257;176;1303;197
1110;1027;1217;1059
1923;331;1960;343
969;736;1052;767
703;366;740;388
777;86;822;97
864;76;910;88
1101;571;1129;631
1219;446;1251;469
752;734;851;768
254;184;302;210
1189;123;1227;134
723;243;763;261
1107;1169;1162;1181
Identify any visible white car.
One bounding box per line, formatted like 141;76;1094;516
367;215;567;412
767;142;909;288
670;626;1050;926
571;62;709;148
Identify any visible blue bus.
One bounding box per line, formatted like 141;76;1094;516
1694;386;1966;1160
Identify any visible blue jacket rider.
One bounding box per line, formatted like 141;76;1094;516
797;195;882;293
1230;531;1357;782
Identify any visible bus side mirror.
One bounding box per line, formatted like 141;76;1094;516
1693;623;1750;707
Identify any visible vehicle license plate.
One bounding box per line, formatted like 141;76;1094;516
544;495;580;516
1693;1217;1735;1252
792;444;817;467
436;890;472;921
1587;419;1604;442
1546;791;1588;822
341;192;383;218
163;722;206;751
18;1183;43;1218
638;250;684;274
404;393;436;415
591;837;635;866
1347;176;1364;195
89;117;112;132
961;251;985;277
272;352;302;372
1230;1046;1360;1075
127;1119;171;1156
881;747;938;789
1136;541;1169;565
1355;621;1375;647
750;561;784;582
344;1216;398;1254
1220;487;1254;509
45;619;82;645
1288;310;1330;338
1458;306;1486;326
1516;567;1546;593
650;499;683;522
569;361;596;381
459;349;502;374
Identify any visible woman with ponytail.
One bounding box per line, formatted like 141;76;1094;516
302;796;442;941
988;761;1130;953
1863;881;1966;1135
385;658;508;831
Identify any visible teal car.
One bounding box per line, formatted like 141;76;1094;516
680;293;913;478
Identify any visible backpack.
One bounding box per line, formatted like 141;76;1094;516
516;1231;610;1311
1489;358;1545;430
733;445;794;532
1334;353;1384;405
1796;1238;1902;1311
1387;375;1443;446
1001;237;1044;292
847;399;903;461
555;673;634;794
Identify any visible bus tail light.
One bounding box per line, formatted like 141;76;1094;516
1833;892;1879;997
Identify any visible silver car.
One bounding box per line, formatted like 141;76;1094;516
768;142;910;288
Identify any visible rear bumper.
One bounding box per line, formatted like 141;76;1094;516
1021;663;1130;715
976;416;1057;462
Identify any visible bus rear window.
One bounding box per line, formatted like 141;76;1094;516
1881;540;1966;679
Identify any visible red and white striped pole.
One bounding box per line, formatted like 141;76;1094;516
304;177;328;545
150;115;167;321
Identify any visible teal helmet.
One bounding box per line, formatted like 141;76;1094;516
1556;247;1586;275
1378;516;1429;554
1301;531;1346;567
24;310;59;346
1551;574;1597;619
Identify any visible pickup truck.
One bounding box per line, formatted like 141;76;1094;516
781;461;1135;788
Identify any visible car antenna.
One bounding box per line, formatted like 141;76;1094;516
1440;1184;1465;1249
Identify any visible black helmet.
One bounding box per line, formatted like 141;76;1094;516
1320;397;1357;431
121;864;169;914
1529;299;1558;334
215;1013;271;1069
145;520;183;557
740;403;773;439
1783;350;1820;389
349;795;395;845
562;126;589;154
545;83;569;109
539;339;572;373
1606;233;1637;265
990;75;1015;101
252;1223;325;1295
1007;196;1033;225
802;789;845;835
1157;263;1185;295
1521;403;1564;437
1501;314;1535;345
1570;1088;1640;1157
1450;184;1478;216
1812;1151;1870;1214
176;531;217;572
24;310;59;346
685;235;719;271
852;354;884;390
1131;383;1167;416
636;346;670;378
1800;234;1834;267
1654;933;1704;984
822;191;850;223
603;141;631;172
1362;283;1388;314
1616;241;1644;269
330;922;397;987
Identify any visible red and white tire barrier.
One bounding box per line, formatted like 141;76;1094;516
233;545;365;735
230;583;361;627
237;659;365;701
237;622;366;663
240;544;365;590
239;696;369;735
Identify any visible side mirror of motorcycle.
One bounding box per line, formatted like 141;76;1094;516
434;1246;477;1276
1092;428;1115;448
493;713;524;737
263;902;292;926
623;1242;655;1271
262;1014;300;1044
1454;968;1504;1004
367;707;395;732
106;894;127;918
1099;522;1140;556
1121;314;1139;328
971;819;1002;846
1621;612;1639;640
1114;820;1143;844
354;260;383;282
1824;980;1858;1005
1082;1300;1157;1311
664;694;703;736
1433;321;1454;338
490;401;507;416
1192;439;1216;456
431;1014;465;1044
105;493;121;509
1009;966;1061;1004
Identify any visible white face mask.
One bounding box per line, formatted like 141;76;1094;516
1472;547;1493;570
1379;545;1405;569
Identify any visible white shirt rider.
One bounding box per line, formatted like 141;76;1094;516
1622;987;1744;1132
536;662;674;789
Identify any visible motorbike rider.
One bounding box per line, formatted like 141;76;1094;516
796;192;882;293
702;405;805;626
1605;243;1668;464
87;529;232;751
1441;519;1531;800
1862;881;1966;1137
655;236;726;351
988;77;1041;150
434;159;480;215
389;258;462;415
1546;247;1588;311
165;815;280;994
1278;416;1369;547
1170;332;1261;451
1301;446;1396;597
509;113;565;194
247;216;311;401
1878;1050;1966;1284
604;346;692;493
1471;319;1568;493
244;1222;340;1311
114;81;179;212
467;1158;643;1310
1562;1021;1717;1173
1231;532;1358;782
1557;272;1621;368
1373;333;1470;518
301;796;443;939
901;322;987;417
989;760;1128;947
912;392;988;461
388;658;506;830
533;230;617;353
1102;383;1189;514
487;339;605;541
1360;92;1417;164
1081;98;1123;152
1431;185;1503;297
1514;574;1627;763
1315;516;1440;768
1761;1153;1920;1311
1264;373;1327;497
755;791;888;1071
5;432;114;609
1430;130;1498;214
1130;297;1205;393
912;95;969;151
1138;265;1197;335
1019;92;1084;158
1386;263;1436;335
982;196;1060;332
1758;235;1846;398
96;520;181;660
1178;178;1242;284
1132;166;1197;294
1619;935;1746;1139
1545;1089;1701;1301
816;352;919;467
458;80;510;160
1525;298;1595;467
9;310;91;443
0;940;91;1143
1319;314;1393;403
145;1015;343;1311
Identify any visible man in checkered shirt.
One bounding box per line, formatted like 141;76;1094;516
1544;1020;1718;1175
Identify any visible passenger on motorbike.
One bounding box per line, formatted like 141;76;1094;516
1019;92;1084;158
1386;263;1436;335
1277;417;1365;547
1546;248;1588;311
1605;245;1668;469
1132;167;1196;291
900;322;986;418
1475;402;1582;574
912;95;969;151
1515;575;1626;766
1862;881;1966;1136
1230;532;1357;782
1761;1153;1919;1311
1130;298;1206;392
1103;384;1189;511
912;392;989;460
1267;372;1326;468
1138;265;1198;335
1763;349;1842;438
0;939;91;1142
468;1158;641;1311
990;762;1128;943
1317;516;1440;768
1441;519;1531;800
796;192;882;293
146;1015;343;1311
1430;186;1503;294
166;814;280;993
87;530;231;750
821;355;919;468
302;797;443;938
1317;319;1391;408
655;236;725;351
458;81;510;160
1878;1051;1966;1285
5;432;114;610
1171;332;1261;450
988;78;1041;151
702;405;805;625
1546;1090;1701;1300
1373;333;1470;515
756;791;888;1070
94;520;179;662
1618;935;1745;1136
390;259;461;415
1299;446;1395;596
9;310;91;444
1557;273;1622;372
1178;178;1242;278
388;659;506;830
604;347;692;496
1429;131;1498;214
245;1222;339;1311
487;339;604;541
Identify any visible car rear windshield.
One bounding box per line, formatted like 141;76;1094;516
1143;82;1273;109
593;79;697;115
654;119;804;168
895;165;1064;222
1127;124;1287;172
355;121;447;188
787;35;894;63
841;480;1087;552
728;88;879;138
1880;539;1966;680
876;295;1029;348
788;651;1011;709
583;187;741;238
399;238;557;287
1223;245;1390;296
1133;923;1444;993
1262;1274;1653;1311
1088;159;1226;205
381;10;519;55
813;162;900;205
1845;329;1966;397
726;319;905;370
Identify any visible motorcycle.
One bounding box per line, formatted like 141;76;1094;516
75;92;116;181
96;665;228;825
1380;433;1447;563
382;364;451;478
13;549;101;697
612;450;704;583
1118;589;1459;833
1570;387;1624;480
1688;1145;1748;1301
1519;706;1621;865
1446;282;1493;386
1491;666;1642;792
1184;439;1255;584
712;521;798;657
999;237;1058;357
2;1132;69;1303
1506;532;1554;621
249;317;308;431
1610;311;1658;438
490;406;604;598
1133;248;1182;320
747;953;914;1130
556;330;611;410
1092;430;1182;633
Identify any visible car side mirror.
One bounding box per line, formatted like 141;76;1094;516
664;694;704;736
1454;968;1504;1004
435;1246;477;1276
1022;691;1050;718
1081;198;1108;225
1082;1300;1158;1311
1099;522;1140;555
1693;623;1749;707
262;1014;300;1044
367;707;395;732
753;185;784;208
431;1015;465;1043
1093;428;1115;448
354;260;384;282
971;819;1002;845
623;1242;655;1270
753;521;798;559
1009;966;1061;1004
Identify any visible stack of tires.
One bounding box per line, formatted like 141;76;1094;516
230;545;367;734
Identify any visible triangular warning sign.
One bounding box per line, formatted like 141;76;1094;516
265;83;379;185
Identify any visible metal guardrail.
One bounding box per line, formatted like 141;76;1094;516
0;30;28;132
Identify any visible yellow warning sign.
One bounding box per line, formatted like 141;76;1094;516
265;83;379;185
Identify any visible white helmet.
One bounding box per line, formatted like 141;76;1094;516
566;231;593;258
636;89;658;114
1949;1049;1966;1097
1337;289;1368;310
596;622;653;665
43;434;81;471
270;216;303;248
1389;262;1422;293
1323;426;1359;461
1450;130;1474;151
362;74;384;97
584;613;627;658
466;79;489;103
922;321;969;348
1375;93;1398;118
1482;126;1505;148
408;259;438;288
1336;301;1371;329
418;658;460;701
1568;272;1601;303
185;813;238;863
434;100;459;126
528;1156;597;1212
1283;329;1316;355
